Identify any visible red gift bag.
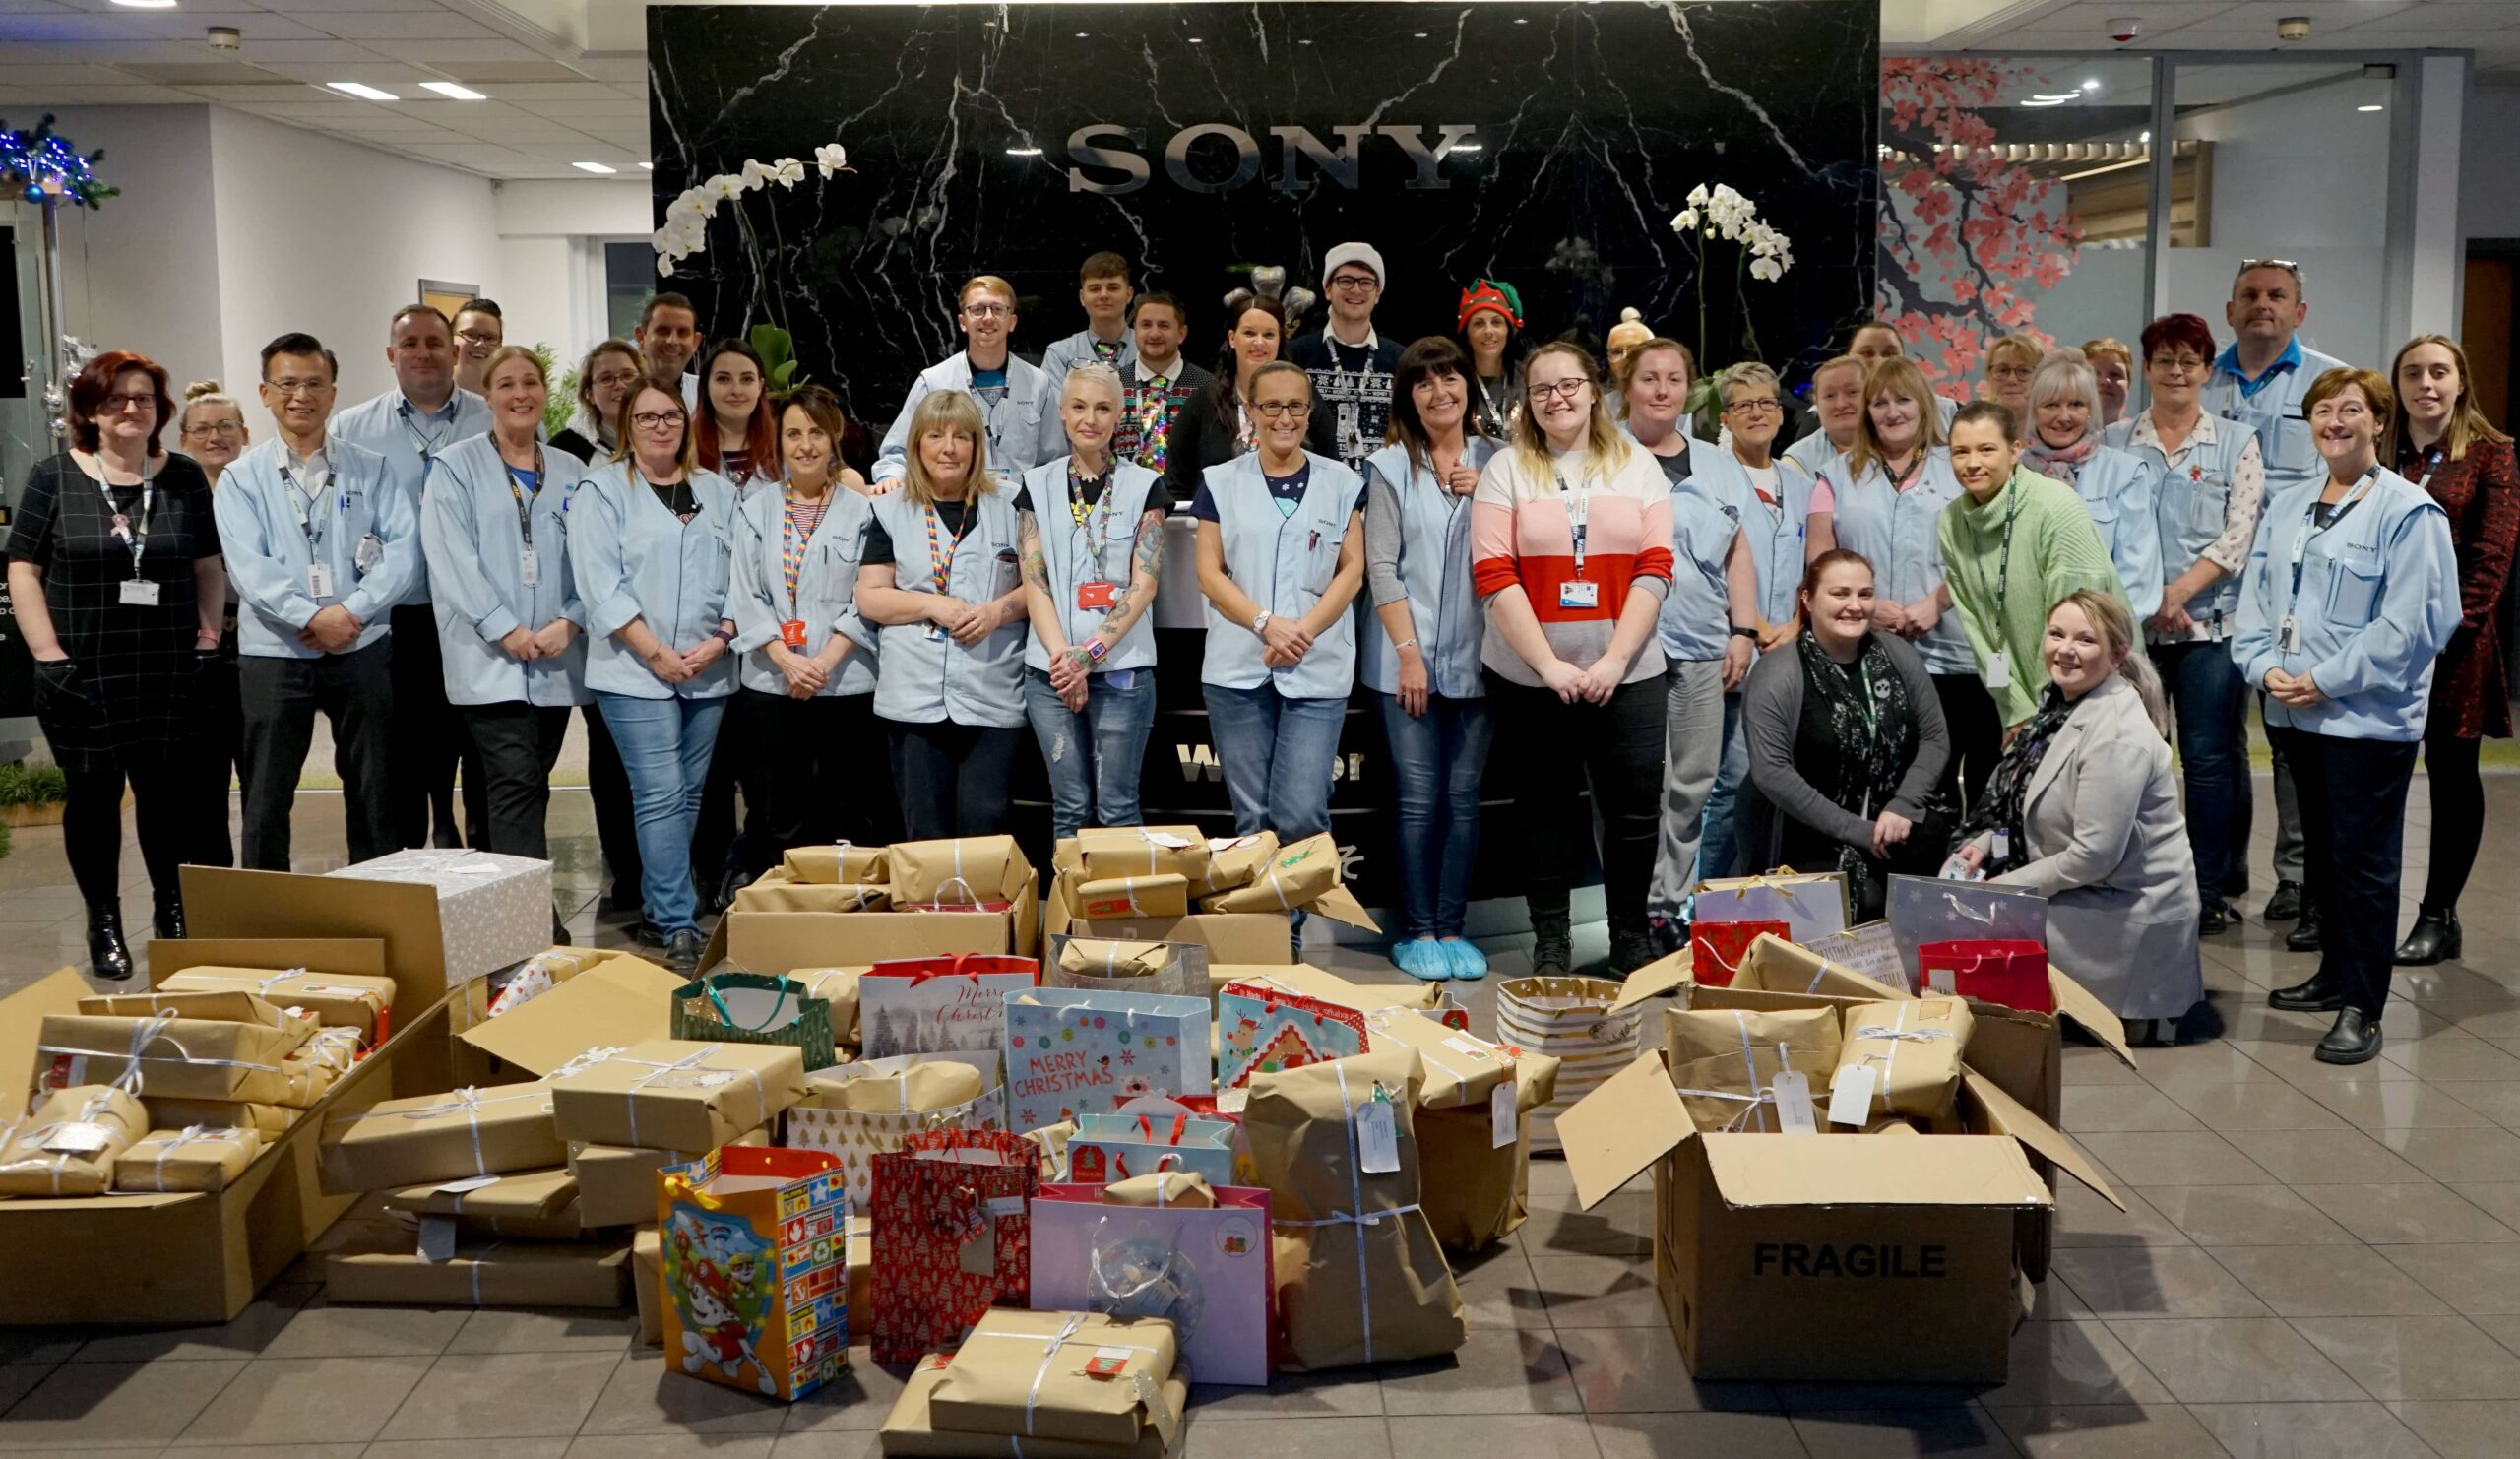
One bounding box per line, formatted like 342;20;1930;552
1916;938;2053;1013
1691;920;1791;986
867;1127;1040;1363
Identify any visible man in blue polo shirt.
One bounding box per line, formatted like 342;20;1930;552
2203;259;2346;948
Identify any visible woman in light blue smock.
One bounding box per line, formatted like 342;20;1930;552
2022;353;2164;620
568;381;739;970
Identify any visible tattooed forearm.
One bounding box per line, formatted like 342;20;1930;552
1132;510;1166;585
1019;511;1047;591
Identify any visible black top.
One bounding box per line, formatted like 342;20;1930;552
1290;330;1403;469
1647;440;1694;487
862;497;973;568
550;427;605;464
6;452;221;769
1189;464;1310;522
1159;391;1251;511
1011;468;1174;519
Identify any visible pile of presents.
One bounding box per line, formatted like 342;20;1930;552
0;842;2135;1416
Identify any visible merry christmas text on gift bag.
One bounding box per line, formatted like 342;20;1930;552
1004;988;1211;1134
1031;1175;1276;1386
856;955;1038;1064
866;1127;1040;1364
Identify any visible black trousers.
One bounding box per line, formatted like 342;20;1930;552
2277;727;2420;1019
884;717;1023;841
583;703;643;903
729;688;903;875
190;648;242;868
460;702;572;860
238;639;396;870
1485;669;1665;939
62;756;188;911
388;603;485;849
1930;672;2001;817
692;698;748;892
2421;728;2485;913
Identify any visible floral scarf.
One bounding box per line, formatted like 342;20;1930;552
1796;629;1918;908
2021;431;2101;488
1959;683;2078;875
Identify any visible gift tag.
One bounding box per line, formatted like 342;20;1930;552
307;561;335;598
416;1215;459;1263
1985;649;2013;691
1490;1081;1518;1149
983;1194;1027;1219
1355;1098;1401;1174
958;1214;997;1275
1770;1069;1818;1134
117;579;160;606
1557;579;1599;610
1442;1035;1495;1062
39;1121;114;1155
1086;1348;1132;1377
1827;1065;1878;1127
519;547;538;589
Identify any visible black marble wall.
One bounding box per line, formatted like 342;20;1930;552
648;1;1879;434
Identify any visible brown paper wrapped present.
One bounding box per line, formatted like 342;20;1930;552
883;1354;1186;1459
383;1167;579;1230
1418;1049;1559;1252
545;1039;808;1151
1102;1170;1216;1208
144;1096;297;1139
733;869;894;914
1025;1120;1078;1181
1077;826;1213;883
35;1008;316;1105
149;967;398;1041
632;1225;663;1346
112;1123;264;1193
807;1056;984;1113
887;835;1031;909
1054;938;1177;983
76;987;293;1026
318;1084;565;1193
1073;874;1189;920
1836;997;1974;1122
0;1085;147;1196
568;1129;770;1229
789;968;866;1047
1198;832;1342;914
1190;832;1280;899
1664;1004;1842;1133
1242;1046;1468;1369
325;1231;631;1307
927;1309;1181;1447
783;843;891;886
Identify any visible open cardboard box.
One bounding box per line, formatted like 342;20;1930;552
1043;875;1301;966
1558;1033;2120;1384
701;862;1040;975
453;949;689;1080
184;864;485;1016
0;963;457;1326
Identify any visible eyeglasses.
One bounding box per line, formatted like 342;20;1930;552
1988;364;2036;382
455;330;500;348
182;420;244;438
1328;275;1379;293
100;393;157;413
590;369;645;390
962;303;1012;319
266;378;333;398
1724;398;1783;417
632;410;687;430
1526;379;1590;403
2148;354;2208;375
1246;400;1312;419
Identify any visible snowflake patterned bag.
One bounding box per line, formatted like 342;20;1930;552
866;1127;1040;1364
1003;988;1212;1134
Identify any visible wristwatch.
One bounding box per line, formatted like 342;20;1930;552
711;624;735;645
1251;609;1273;635
1085;637;1110;664
1730;625;1759;640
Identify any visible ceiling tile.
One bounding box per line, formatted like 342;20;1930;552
383;38;546;62
0;62;138;83
118;63;293;86
0;13;135;41
421;60;586;83
168;81;330;101
0;82;191;102
308;11;500;41
206;37;394;62
571;58;646;84
107;13;331;42
49;0;271;11
2379;2;2520;31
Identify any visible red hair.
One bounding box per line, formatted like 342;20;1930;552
2138;313;2217;364
68;350;174;456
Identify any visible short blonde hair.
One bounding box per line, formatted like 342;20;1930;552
1715;360;1783;407
480;344;547;390
1984;335;2045;375
901;389;998;507
2027;354;2102;437
959;275;1017;309
1844;357;1948;482
1061;360;1124;407
2081;337;2132;373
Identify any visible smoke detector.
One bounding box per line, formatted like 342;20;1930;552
207;26;241;50
2277;17;2311;42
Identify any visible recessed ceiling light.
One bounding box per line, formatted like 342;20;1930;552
2081;79;2101;92
110;0;178;9
572;160;617;174
638;161;653;170
2358;103;2384;112
1004;147;1042;157
327;82;399;101
419;81;484;101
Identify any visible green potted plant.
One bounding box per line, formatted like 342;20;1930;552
0;762;70;829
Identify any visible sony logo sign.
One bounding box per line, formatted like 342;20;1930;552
1069;124;1480;195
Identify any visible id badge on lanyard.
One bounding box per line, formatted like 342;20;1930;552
100;473;158;605
1556;466;1599;610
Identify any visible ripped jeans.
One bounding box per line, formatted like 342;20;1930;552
1023;666;1159;839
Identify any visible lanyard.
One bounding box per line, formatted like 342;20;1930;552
502;447;543;548
93;468;152;581
278;460;342;553
1069;463;1119;575
923;501;974;595
2289;469;2379;592
400;400;455;465
2408;446;2444;492
1553;466;1594;578
782;488;829;614
1886;452;1924;494
1989;476;2022;626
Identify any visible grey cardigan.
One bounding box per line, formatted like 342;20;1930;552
1737;631;1950;861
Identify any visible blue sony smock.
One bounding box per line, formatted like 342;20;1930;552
1359;438;1496;698
864;485;1028;727
1199;450;1367;701
2057;444;2165;620
2231;466;2459;742
2107;412;2258;630
215;433;421;661
2204;338;2346;494
1823;447;1976;675
567;458;739;700
1019;456;1163;675
1688;447;1814;628
874;353;1056;485
728;481;878;700
331;387;493;608
419;435;588;708
1656;473;1745;666
1782;427;1844;480
1038;330;1138;390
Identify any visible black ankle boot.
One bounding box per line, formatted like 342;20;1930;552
2394;909;2462;967
88;906;134;982
2269;972;2344;1012
153;890;185;942
2285;903;2324;953
1531;920;1573;976
2315;1007;2384;1065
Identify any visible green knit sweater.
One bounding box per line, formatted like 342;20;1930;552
1936;468;2128;727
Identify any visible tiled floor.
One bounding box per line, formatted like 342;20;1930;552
8;774;2520;1456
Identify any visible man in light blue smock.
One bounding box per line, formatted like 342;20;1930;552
875;277;1057;485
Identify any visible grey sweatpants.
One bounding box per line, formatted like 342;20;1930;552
1648;658;1730;925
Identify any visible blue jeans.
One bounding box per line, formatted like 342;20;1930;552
1202;682;1345;839
2152;639;2250;909
1697;691;1749;883
1376;691;1494;940
597;691;727;935
1024;667;1159;840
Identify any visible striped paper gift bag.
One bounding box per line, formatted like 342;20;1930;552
1495;976;1642;1154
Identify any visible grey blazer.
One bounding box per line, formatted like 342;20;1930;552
1986;673;2202;1020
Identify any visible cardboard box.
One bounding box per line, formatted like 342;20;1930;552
567;1128;771;1229
882;1355;1186;1459
702;898;1040;977
453;951;691;1079
183;865;486;1016
0;968;459;1326
1044;877;1295;966
323;849;553;984
546;1039;808;1151
326;1230;631;1307
633;1225;662;1345
449;946;617;1035
927;1309;1180;1446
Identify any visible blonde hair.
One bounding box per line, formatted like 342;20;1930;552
1715;360;1783;408
901;389;998;506
1512;341;1633;479
2081;338;2132;373
1061;360;1124;408
2381;334;2512;465
959;275;1017;309
179;379;243;429
608;382;699;475
2051;589;2168;736
480;344;547;390
1984;335;2045;377
2027;354;2102;444
1844;357;1948;482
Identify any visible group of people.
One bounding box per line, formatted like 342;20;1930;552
10;248;2509;1067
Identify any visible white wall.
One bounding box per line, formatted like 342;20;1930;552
206;107;502;406
39;106;226;394
491;177;651;363
2465;83;2520;244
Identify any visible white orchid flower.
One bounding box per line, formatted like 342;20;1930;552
771;158;804;188
1687;183;1709;206
815;143;850;176
739;159;775;191
1671;208;1699;232
703;173;743;204
1749;257;1783;283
